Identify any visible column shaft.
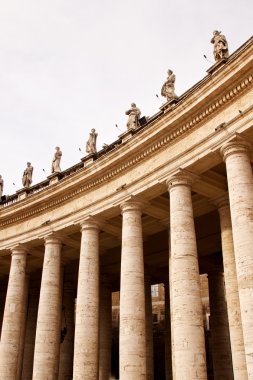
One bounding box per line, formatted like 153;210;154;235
208;272;234;379
145;275;154;380
120;201;146;380
0;247;27;380
222;140;253;377
168;175;207;380
73;220;100;380
32;235;62;380
99;277;112;380
17;274;29;380
218;201;248;380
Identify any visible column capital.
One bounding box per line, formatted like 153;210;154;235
10;244;29;256
79;216;100;232
166;169;199;190
220;135;251;162
120;199;145;214
210;194;229;209
44;232;63;246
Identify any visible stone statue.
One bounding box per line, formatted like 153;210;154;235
0;175;3;198
51;146;62;173
125;103;141;130
211;31;229;61
22;162;33;188
86;128;98;154
161;69;177;102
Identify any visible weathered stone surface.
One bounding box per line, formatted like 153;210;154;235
168;174;207;380
217;197;248;380
99;276;112;380
73;219;100;379
221;139;253;378
32;235;62;380
120;201;146;380
0;246;27;380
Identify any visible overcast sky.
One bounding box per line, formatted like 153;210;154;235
0;0;252;195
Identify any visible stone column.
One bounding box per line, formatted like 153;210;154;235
217;196;247;380
208;271;234;379
164;281;172;380
0;245;28;380
145;274;154;380
17;274;29;380
32;234;62;380
21;286;40;380
120;200;146;380
99;275;112;380
73;218;100;380
167;172;207;380
58;281;76;380
221;138;253;377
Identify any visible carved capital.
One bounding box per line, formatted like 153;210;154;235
220;134;251;162
44;232;63;246
10;244;29;256
210;194;229;209
79;216;100;232
120;195;148;215
166;169;199;190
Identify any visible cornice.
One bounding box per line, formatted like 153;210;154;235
0;71;252;227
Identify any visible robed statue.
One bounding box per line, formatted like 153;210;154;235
51;146;62;173
86;128;98;154
22;162;33;188
125;103;141;130
211;31;229;61
161;69;177;102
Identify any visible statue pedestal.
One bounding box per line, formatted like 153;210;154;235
160;97;179;113
16;188;28;201
47;172;62;185
119;128;136;143
81;153;96;167
207;58;228;75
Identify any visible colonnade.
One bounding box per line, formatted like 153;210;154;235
0;138;253;379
